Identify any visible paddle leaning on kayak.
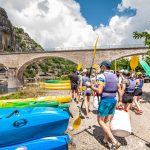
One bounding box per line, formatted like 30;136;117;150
86;60;122;150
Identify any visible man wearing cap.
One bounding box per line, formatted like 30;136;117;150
86;60;122;150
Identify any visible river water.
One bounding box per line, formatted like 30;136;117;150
0;84;18;94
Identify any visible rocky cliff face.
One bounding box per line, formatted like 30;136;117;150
0;7;14;51
14;27;44;52
0;7;44;52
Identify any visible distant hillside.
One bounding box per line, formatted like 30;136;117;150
0;6;44;52
24;57;76;81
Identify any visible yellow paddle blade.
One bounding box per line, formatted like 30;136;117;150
73;116;81;130
130;56;139;70
93;36;99;58
77;64;82;71
93;63;98;70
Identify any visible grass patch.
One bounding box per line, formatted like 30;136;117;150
0;85;46;100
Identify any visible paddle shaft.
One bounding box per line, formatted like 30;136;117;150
81;57;95;110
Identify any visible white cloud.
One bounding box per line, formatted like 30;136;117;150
0;0;150;49
0;0;97;49
95;0;150;46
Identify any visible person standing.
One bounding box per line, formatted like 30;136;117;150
132;72;144;114
81;69;92;118
121;70;136;112
86;60;122;150
68;70;79;102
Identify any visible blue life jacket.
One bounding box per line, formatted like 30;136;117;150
82;76;89;86
101;72;119;98
125;78;136;93
136;79;144;89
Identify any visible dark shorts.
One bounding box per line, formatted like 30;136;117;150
134;88;142;96
71;84;78;91
83;89;92;96
122;93;134;103
98;99;117;116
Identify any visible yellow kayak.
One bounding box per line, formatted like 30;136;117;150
0;95;71;103
45;80;70;83
44;86;71;90
38;96;71;103
44;83;71;86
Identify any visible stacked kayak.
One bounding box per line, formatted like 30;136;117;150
0;101;70;109
39;80;71;90
1;134;70;150
45;80;70;83
0;95;71;103
0;107;69;147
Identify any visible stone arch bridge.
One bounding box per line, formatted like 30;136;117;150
0;46;148;89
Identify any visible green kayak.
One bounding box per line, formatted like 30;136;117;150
0;101;70;109
45;80;70;83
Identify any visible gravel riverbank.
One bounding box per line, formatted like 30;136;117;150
67;83;150;150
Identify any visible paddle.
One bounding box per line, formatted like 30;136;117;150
73;36;99;130
81;36;99;110
77;64;82;71
130;55;139;75
72;106;82;130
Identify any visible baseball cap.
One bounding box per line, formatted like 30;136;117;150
99;60;112;68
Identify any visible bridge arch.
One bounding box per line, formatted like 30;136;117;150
16;55;78;82
0;46;148;86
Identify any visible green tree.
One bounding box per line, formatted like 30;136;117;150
133;31;150;52
111;58;130;71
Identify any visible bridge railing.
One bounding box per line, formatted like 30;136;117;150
0;43;147;54
48;43;146;51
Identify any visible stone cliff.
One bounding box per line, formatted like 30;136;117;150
0;7;44;52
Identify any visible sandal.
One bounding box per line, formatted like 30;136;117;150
123;108;128;112
101;139;109;148
110;142;121;150
135;109;143;115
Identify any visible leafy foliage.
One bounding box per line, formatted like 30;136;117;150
133;31;150;53
111;54;150;73
24;57;76;80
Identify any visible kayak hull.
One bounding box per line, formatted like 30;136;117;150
0;101;70;109
0;107;69;147
44;86;71;90
0;135;70;150
44;83;71;86
45;80;70;83
0;95;71;103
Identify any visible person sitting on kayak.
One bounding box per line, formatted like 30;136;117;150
121;70;136;112
86;60;122;150
132;72;144;115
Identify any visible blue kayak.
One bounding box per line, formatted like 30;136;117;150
0;107;69;147
1;134;70;150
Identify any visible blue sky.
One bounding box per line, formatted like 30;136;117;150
1;0;149;48
75;0;136;28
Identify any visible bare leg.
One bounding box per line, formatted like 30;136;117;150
87;96;91;112
75;90;78;101
133;96;142;110
102;115;113;142
97;116;117;144
71;90;74;100
124;103;131;112
84;96;89;116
